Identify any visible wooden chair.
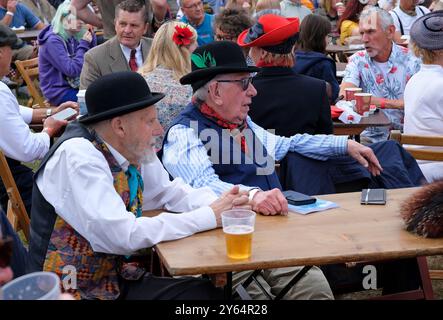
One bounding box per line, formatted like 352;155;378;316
390;130;443;161
390;130;443;281
15;58;47;108
0;150;30;242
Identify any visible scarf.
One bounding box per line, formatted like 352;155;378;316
195;98;249;153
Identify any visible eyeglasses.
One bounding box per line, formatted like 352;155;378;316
215;33;236;41
182;1;203;9
217;77;253;91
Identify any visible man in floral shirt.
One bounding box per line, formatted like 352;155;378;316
340;6;421;144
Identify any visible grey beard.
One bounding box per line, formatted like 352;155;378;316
140;149;157;165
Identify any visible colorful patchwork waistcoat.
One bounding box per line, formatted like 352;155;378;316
42;131;144;300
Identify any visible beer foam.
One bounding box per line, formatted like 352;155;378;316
224;225;254;234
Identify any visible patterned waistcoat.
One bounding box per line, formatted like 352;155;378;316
29;122;144;300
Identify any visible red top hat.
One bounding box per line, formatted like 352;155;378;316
237;14;300;50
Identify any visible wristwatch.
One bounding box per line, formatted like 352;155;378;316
46;108;52;117
248;188;261;202
6;11;14;16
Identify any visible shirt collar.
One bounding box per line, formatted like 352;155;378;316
366;41;399;70
104;141;130;172
119;42;142;56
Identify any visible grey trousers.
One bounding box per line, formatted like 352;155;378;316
232;266;334;300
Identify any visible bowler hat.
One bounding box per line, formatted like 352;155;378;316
410;11;443;51
79;71;165;124
0;25;23;49
237;14;300;54
180;41;260;92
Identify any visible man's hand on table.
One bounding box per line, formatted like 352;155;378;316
251;188;288;216
210;185;250;227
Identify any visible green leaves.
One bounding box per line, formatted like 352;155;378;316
191;51;217;69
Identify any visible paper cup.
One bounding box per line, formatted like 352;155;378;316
76;89;87;115
354;93;372;116
345;87;362;105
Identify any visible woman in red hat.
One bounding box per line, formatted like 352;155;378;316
237;14;333;137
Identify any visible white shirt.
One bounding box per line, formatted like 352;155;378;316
404;64;443;182
163;117;348;196
36;136;218;256
0;81;50;161
280;0;312;21
119;42;143;70
390;6;430;35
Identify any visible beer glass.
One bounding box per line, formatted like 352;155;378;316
221;209;256;259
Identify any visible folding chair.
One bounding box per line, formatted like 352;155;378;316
0;150;30;242
390;130;443;281
15;58;47;108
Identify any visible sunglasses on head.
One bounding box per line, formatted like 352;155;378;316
217;77;253;91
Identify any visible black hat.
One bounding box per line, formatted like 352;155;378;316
410;11;443;51
180;41;260;92
0;25;23;49
79;71;165;124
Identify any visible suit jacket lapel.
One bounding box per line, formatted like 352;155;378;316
109;37;130;72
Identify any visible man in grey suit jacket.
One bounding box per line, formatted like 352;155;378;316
80;0;153;89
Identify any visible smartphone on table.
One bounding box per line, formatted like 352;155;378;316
283;190;317;206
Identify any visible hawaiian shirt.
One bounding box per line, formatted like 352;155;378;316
343;42;421;143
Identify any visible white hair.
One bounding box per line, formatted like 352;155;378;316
359;5;394;31
192;74;226;101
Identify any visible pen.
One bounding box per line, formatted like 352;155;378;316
334;95;344;105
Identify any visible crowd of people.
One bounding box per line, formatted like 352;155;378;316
0;0;442;300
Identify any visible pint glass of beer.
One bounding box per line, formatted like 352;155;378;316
221;209;256;259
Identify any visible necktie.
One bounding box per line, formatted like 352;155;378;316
125;164;144;217
129;49;138;72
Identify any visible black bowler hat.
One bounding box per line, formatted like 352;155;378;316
79;71;165;124
180;41;260;92
0;24;23;49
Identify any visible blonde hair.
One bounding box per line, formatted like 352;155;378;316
226;0;256;14
410;40;443;65
255;0;280;12
261;50;294;67
139;21;197;80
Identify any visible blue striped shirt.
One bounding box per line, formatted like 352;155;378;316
162;116;348;196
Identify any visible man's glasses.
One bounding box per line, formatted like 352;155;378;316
215;33;236;41
182;1;203;10
217;77;253;91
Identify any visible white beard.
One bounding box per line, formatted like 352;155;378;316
140;148;157;165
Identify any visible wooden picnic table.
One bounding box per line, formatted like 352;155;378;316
333;110;391;142
16;29;41;42
326;44;363;62
153;187;442;299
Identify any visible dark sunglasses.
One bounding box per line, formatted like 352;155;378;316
217;77;253;91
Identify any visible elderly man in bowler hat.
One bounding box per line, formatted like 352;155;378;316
161;40;384;299
27;71;252;300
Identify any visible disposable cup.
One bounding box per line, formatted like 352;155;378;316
354;93;372;116
221;209;255;259
1;271;61;300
